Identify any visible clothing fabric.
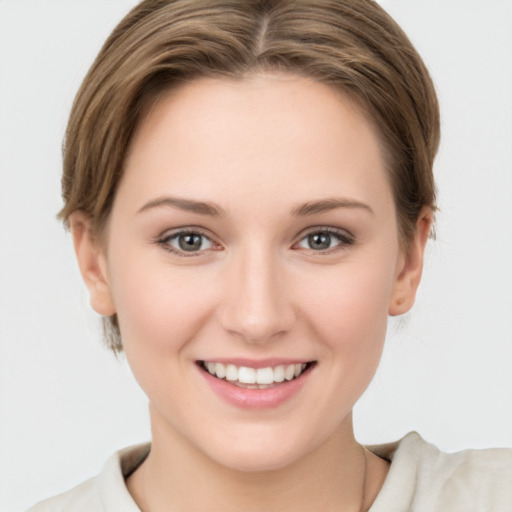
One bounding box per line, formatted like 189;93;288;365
27;432;512;511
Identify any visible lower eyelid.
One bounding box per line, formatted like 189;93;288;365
296;230;354;247
156;230;218;254
155;228;353;255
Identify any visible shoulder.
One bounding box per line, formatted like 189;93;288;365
26;443;150;512
368;432;512;512
26;477;100;512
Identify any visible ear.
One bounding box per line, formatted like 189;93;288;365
388;207;433;316
69;212;116;317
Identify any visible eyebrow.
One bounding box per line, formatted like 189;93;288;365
137;195;373;217
137;197;225;216
291;197;374;216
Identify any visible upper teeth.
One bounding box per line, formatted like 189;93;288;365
203;362;307;385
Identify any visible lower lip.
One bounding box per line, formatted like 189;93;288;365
199;366;312;409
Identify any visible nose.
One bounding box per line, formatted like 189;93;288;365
218;247;295;344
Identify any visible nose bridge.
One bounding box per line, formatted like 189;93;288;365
219;242;294;343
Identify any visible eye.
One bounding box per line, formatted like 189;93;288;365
158;230;216;254
296;229;353;252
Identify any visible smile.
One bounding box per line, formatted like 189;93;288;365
199;361;314;389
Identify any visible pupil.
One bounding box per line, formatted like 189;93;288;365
309;233;330;250
179;234;202;251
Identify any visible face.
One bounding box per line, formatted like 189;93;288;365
75;73;426;472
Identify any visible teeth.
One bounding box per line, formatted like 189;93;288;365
274;365;285;383
256;367;274;385
238;367;256;384
284;364;295;381
203;361;310;385
225;364;238;381
215;362;226;379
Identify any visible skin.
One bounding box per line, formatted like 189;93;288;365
71;73;431;511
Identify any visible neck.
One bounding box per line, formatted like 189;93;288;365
127;409;381;512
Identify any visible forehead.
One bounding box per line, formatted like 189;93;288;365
120;73;393;215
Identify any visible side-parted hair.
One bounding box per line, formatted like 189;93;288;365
60;0;440;353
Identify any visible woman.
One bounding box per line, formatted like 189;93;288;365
22;0;512;510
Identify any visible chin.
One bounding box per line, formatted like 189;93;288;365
196;426;318;473
211;447;301;473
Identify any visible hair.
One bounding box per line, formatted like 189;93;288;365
59;0;440;353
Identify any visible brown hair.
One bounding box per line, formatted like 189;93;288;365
60;0;440;352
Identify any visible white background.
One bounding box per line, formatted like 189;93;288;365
1;1;511;510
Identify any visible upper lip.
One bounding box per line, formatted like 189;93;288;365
197;358;315;369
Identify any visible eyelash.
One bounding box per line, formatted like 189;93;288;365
156;227;355;257
295;227;355;254
156;228;219;257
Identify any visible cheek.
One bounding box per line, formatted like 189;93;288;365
306;262;392;326
107;248;215;355
298;253;396;364
298;262;395;417
108;257;218;408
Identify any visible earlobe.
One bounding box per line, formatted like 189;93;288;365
69;212;116;317
389;208;433;316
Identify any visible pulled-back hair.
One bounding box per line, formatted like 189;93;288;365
60;0;440;352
